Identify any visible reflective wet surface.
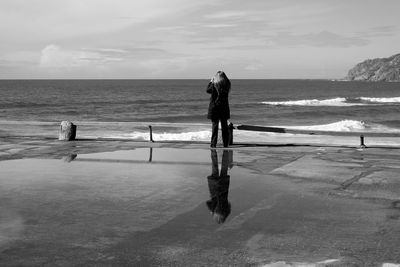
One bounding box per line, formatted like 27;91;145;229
1;147;400;266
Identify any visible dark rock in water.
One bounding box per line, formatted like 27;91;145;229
346;53;400;81
59;121;76;141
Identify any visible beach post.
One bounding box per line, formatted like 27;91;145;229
148;125;154;142
149;147;153;162
59;121;76;141
62;154;77;162
228;122;234;145
360;135;366;148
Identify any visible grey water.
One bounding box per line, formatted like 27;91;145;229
1;79;400;138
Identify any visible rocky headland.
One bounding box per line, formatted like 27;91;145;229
346;53;400;81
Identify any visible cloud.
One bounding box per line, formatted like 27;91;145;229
1;1;400;79
357;25;397;38
202;24;236;28
244;63;263;71
0;0;212;45
0;51;38;66
39;45;125;68
204;11;249;19
267;31;369;48
36;44;197;78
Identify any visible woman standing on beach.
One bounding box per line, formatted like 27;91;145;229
206;71;231;148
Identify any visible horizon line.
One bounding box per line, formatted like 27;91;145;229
0;78;345;81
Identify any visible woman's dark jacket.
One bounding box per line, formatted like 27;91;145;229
206;82;230;120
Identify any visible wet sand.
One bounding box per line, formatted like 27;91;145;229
1;137;400;266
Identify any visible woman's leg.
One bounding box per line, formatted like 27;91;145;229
211;119;219;147
220;118;229;147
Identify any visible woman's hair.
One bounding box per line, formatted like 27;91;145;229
213;71;231;93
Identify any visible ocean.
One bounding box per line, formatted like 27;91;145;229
1;79;400;145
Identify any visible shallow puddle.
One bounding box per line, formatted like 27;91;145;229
0;148;399;266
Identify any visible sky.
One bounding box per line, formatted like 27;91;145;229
0;0;399;79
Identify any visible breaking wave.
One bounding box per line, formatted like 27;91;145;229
261;97;362;106
93;120;400;143
358;96;400;103
285;120;400;132
262;96;400;106
2;120;400;147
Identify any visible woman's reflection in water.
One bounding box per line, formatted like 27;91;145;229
206;150;233;224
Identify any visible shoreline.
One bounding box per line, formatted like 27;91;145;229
2;135;400;158
3;118;400;148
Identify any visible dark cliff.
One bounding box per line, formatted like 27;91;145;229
346;53;400;81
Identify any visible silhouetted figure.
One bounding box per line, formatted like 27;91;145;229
206;150;232;224
206;71;231;148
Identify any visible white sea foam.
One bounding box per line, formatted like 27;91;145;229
382;263;400;267
81;120;400;145
284;120;400;133
262;259;340;267
261;97;363;106
358;96;400;103
6;119;397;146
262;96;400;106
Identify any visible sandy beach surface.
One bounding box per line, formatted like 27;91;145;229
1;137;400;266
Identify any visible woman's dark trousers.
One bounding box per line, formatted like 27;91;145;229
211;118;229;147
